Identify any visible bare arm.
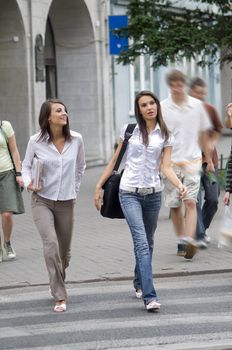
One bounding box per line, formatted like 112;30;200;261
160;147;187;198
94;140;123;210
224;102;232;128
199;130;214;172
8;134;24;187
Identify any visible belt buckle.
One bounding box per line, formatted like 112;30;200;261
138;188;152;195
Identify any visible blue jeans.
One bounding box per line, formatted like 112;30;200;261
196;164;220;240
119;189;161;305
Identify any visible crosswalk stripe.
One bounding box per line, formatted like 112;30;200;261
0;274;232;349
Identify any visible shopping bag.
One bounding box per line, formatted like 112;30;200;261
218;203;232;250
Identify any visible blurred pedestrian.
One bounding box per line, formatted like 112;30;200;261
0;120;24;262
161;69;213;259
94;91;187;312
189;77;222;248
22;99;86;312
224;103;232;207
222;103;232;247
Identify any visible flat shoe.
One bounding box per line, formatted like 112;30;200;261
146;300;161;312
54;301;66;312
135;289;142;299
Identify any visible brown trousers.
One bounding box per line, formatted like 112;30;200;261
31;193;75;301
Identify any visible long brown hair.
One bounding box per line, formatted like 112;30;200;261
134;90;169;146
37;99;71;142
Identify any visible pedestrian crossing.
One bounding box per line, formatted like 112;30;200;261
0;273;232;350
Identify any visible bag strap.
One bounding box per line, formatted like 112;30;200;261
113;123;136;171
0;120;16;170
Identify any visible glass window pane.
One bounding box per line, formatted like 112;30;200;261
134;57;140;96
144;54;151;90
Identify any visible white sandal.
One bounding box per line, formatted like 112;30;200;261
49;287;53;298
54;301;66;312
135;289;142;299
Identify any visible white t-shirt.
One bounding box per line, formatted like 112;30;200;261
161;95;211;168
0;120;14;173
119;123;174;190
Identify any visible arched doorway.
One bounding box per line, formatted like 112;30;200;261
45;17;57;99
0;0;28;153
46;0;101;163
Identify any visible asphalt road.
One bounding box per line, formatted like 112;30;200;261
0;272;232;350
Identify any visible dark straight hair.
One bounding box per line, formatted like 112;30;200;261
37;99;71;142
134;90;169;146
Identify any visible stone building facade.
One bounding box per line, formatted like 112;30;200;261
1;0;231;166
0;0;113;165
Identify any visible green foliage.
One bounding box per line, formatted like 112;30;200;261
116;0;232;68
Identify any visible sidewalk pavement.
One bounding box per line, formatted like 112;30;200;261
1;165;232;290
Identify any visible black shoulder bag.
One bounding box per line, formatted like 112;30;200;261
100;123;136;219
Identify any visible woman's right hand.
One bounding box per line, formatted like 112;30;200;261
94;187;103;210
27;179;42;192
224;192;230;206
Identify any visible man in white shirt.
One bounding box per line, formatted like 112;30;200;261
161;69;213;259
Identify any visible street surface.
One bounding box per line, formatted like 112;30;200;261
0;135;232;349
2;163;232;289
0;273;232;349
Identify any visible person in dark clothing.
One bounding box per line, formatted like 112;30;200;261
224;102;232;205
189;77;223;247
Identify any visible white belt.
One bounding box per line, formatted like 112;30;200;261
120;185;156;195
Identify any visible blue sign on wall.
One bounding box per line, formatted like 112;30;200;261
109;15;128;55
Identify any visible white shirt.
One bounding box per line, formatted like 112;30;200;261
22;131;86;200
119;124;174;190
161;95;211;166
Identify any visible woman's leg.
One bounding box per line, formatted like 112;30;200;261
31;194;67;302
143;192;161;256
1;212;16;259
1;212;13;242
133;192;161;293
53;200;75;275
119;190;158;305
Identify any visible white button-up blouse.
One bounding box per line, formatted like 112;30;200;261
119;124;174;191
22;131;86;200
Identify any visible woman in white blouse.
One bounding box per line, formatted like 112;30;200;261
22;99;86;312
94;91;186;312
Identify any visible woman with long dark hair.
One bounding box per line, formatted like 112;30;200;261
22;99;86;312
94;91;186;312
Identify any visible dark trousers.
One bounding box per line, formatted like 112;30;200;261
196;164;220;240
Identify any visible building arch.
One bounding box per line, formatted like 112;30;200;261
46;0;101;163
45;17;57;99
0;0;28;153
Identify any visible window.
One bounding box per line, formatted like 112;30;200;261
129;55;153;115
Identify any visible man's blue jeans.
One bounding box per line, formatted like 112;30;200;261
196;164;220;240
119;189;161;305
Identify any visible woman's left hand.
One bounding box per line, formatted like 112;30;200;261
178;184;187;199
16;175;24;188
